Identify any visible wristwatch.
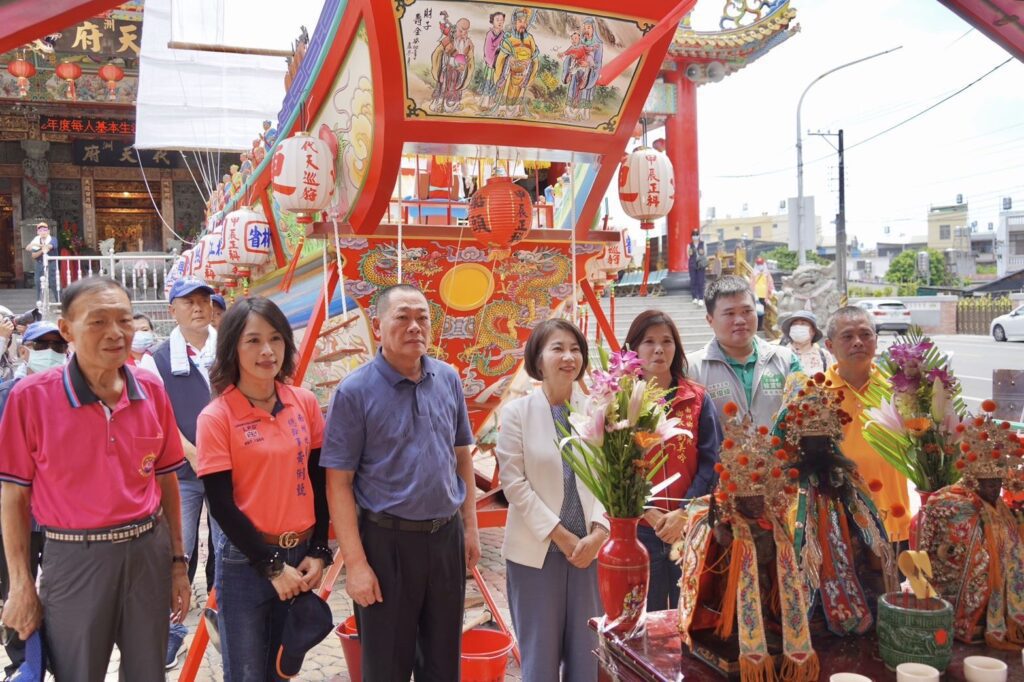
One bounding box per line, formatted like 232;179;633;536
255;551;285;580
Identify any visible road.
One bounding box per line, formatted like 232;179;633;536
876;333;1024;419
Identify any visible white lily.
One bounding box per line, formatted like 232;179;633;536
865;399;908;436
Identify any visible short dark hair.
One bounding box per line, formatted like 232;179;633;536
489;11;505;23
375;284;426;317
61;277;130;318
704;275;755;314
209;296;297;395
826;305;875;339
132;313;153;329
624;310;688;383
523;318;588;381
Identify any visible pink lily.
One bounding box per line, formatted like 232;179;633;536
567;399;605;448
626;380;647;427
654;413;691;444
865;399;908;436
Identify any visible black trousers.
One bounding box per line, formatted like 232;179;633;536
355;514;466;682
0;531;44;677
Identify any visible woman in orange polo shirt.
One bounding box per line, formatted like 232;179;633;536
625;310;722;611
196;296;331;681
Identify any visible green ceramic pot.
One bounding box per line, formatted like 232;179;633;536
876;592;954;671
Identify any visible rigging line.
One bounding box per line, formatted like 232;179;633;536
134;151;195;245
180;151;208;199
711;57;1014;180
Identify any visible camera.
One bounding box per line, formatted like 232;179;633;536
3;308;42;327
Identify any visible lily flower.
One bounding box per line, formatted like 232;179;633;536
865;400;908;436
930;378;952;422
568;401;605;448
654;413;691;444
627;380;646;426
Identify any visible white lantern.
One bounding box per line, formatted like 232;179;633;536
164;252;189;298
206;219;237;283
270;132;336;224
224;207;272;276
179;248;194;278
617;147;675;230
196;234;219;284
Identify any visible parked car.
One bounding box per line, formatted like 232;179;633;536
990;304;1024;342
855;299;912;334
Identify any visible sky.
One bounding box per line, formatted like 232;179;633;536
645;0;1024;250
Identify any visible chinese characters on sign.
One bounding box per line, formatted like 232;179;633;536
406;8;432;61
41;116;135;137
59;19;142;56
72;140;179;168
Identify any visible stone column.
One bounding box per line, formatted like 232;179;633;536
161;173;174;252
81;170;96;248
19;140;51;285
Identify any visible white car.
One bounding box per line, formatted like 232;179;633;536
856;299;912;334
991;304;1024;342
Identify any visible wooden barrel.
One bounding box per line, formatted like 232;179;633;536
876;592;954;671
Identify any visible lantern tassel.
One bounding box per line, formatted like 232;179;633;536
280;237;305;293
640;236;652;297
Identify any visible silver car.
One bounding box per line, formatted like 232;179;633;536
856;299;912;334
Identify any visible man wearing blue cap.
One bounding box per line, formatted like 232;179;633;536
142;277;218;668
0;322;66;677
210;294;226;330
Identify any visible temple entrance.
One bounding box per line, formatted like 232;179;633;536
94;181;162;252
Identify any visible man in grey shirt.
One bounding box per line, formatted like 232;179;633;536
322;284;480;682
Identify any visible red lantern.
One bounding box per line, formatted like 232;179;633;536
618;147;675;229
55;61;82;100
7;57;35;98
270;132;336;224
467;175;533;250
98;63;124;101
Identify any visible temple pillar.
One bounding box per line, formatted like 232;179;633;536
662;69;699;294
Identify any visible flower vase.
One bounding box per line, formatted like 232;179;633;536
908;489;933;550
597;516;649;636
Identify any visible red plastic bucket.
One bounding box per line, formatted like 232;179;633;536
461;628;514;682
335;616;362;682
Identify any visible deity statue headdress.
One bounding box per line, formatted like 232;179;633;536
955;400;1024;493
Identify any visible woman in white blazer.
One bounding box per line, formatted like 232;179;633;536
497;318;609;682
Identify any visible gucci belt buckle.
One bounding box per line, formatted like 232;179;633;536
278;530;300;549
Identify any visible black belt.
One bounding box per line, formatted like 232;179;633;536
363;510;455;534
44;512;160;543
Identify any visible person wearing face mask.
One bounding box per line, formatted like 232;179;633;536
130;313;158;366
780;310;834;376
0;321;65;678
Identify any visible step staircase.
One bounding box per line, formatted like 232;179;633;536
0;289;42;317
584;289;715;355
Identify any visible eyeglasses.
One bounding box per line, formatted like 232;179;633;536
28;340;68;353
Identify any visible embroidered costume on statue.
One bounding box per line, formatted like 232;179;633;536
778;373;899;637
677;403;818;682
917;407;1024;649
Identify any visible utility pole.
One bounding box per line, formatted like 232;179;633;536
809;129;847;297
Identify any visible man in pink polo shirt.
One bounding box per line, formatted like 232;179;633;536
0;276;191;682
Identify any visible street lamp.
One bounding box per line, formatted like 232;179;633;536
795;46;902;266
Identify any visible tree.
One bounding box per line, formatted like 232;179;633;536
762;247;829;272
884;248;958;287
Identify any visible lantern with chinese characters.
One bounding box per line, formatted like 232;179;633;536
467;174;533;250
164;252;190;298
195;234;219;283
55;61;82;101
207;219;239;284
270;132;336;224
223;207;272;277
7;57;35;98
98;62;124;101
617;147;674;229
189;240;210;284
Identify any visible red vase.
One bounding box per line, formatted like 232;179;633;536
597;516;649;636
908;489;933;550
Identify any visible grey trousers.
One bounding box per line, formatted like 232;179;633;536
40;519;171;682
506;551;601;682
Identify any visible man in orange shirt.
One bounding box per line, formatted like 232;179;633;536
824;306;912;544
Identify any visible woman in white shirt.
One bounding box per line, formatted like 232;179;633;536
497;318;609;681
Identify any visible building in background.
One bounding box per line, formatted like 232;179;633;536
700;209;822;251
927;201;969;251
997;205;1024;277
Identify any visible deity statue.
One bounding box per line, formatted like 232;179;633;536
778;373;899;637
678;406;818;681
917;404;1024;649
261;119;278;150
230;164;243;197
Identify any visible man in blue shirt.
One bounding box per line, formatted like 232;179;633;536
322;284;479;682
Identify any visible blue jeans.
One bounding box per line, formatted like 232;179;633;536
215;536;309;682
637;524;680;611
179;471;205;575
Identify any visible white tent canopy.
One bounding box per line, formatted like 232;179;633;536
135;0;324;151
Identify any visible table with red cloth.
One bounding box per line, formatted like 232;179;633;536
591;611;1024;681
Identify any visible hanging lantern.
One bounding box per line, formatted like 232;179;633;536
195;234;219;283
223;207;272;277
270;132;336;224
617;147;675;230
55;61;82;101
164;251;190;298
208;219;240;284
97;62;124;101
467;174;533;250
189;241;209;284
7;57;36;98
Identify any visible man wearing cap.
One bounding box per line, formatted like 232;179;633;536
0;321;67;677
142;277;218;667
0;276;190;680
823;306;911;545
323;284;480;682
781;310;834;376
24;224;56;304
210;294;227;330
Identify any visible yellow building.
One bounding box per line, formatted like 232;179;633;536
703;211;822;246
927;202;969;250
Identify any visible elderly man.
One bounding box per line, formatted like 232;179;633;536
690;275;801;426
823;306;911;544
140;277;218;666
0;321;67;676
24;223;56;304
323;284;479;682
0;277;190;681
